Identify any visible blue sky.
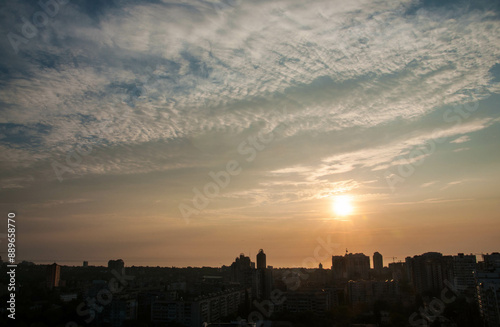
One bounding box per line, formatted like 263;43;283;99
0;0;499;267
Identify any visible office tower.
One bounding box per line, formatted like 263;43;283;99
405;252;454;294
256;249;266;269
373;252;383;274
452;253;476;294
83;261;88;267
46;263;60;289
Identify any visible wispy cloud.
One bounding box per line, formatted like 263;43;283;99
420;181;438;188
0;0;498;221
387;197;474;206
30;198;91;209
1;0;498;172
0;175;35;189
450;135;471;144
440;180;465;190
305;118;495;180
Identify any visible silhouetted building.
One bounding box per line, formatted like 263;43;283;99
138;291;163;322
83;261;88;267
453;253;476;294
280;289;332;314
46;263;60;289
256;269;273;300
475;261;500;326
389;262;406;281
256;249;266;270
255;250;273;300
345;253;371;280
405;252;454;294
332;253;370;280
230;253;254;288
331;255;346;279
255;249;273;300
108;259;125;272
480;253;500;270
151;288;248;327
347;280;400;305
373;252;383;274
205;323;256;327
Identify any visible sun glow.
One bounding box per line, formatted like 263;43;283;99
332;195;354;217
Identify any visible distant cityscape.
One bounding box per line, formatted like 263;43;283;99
1;250;499;327
1;1;499;327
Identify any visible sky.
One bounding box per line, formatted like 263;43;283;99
0;0;499;268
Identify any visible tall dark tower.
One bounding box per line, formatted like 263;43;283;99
373;252;383;274
255;249;272;300
257;249;266;269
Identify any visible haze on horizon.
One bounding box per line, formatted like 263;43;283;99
0;0;499;268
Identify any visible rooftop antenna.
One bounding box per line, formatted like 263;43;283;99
345;248;348;255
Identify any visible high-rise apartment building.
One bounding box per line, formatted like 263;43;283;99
373;252;383;274
332;255;346;279
256;249;266;269
347;280;400;305
331;252;370;280
475;253;500;326
452;253;476;294
389;262;406;281
255;249;273;300
405;252;454;294
230;253;254;287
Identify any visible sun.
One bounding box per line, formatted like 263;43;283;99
332;195;354;217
